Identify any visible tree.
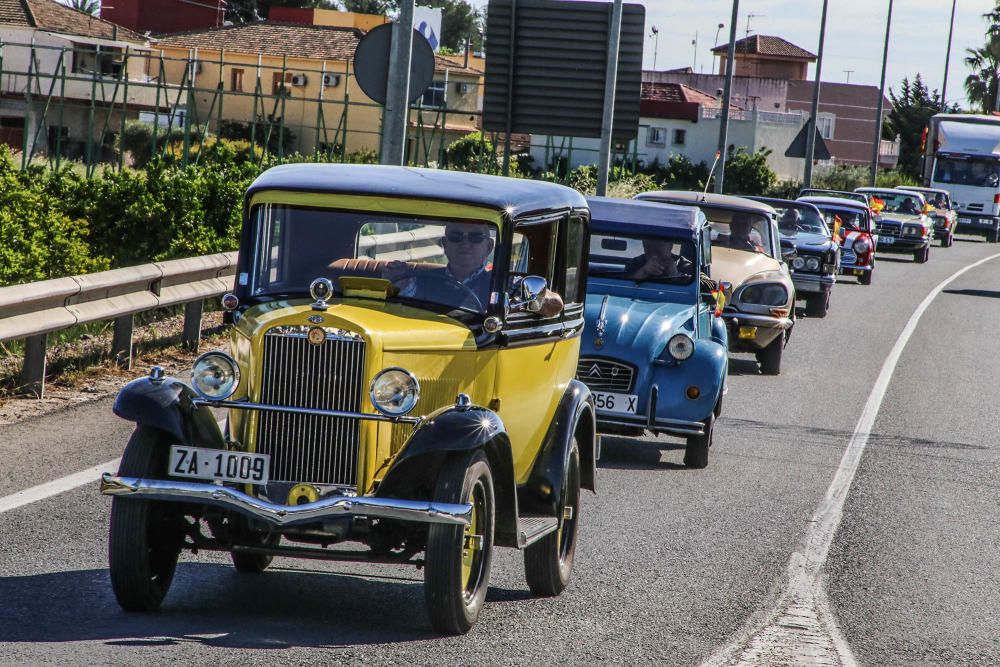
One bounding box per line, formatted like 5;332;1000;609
225;0;336;24
340;0;395;13
60;0;99;15
887;75;942;178
964;3;1000;112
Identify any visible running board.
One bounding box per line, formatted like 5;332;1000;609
517;515;559;548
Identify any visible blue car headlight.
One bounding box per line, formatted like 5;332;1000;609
667;333;695;361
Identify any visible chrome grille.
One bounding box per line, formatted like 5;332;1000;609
577;357;635;393
876;222;900;237
256;327;366;487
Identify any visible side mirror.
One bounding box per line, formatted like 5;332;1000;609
780;239;797;263
507;275;548;314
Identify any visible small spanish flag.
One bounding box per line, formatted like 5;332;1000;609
871;197;885;214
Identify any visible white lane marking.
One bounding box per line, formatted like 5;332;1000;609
705;252;1000;667
0;458;121;515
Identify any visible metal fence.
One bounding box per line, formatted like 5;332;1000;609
0;252;238;397
0;39;505;175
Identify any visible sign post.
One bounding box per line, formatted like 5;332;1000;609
596;0;624;196
381;0;416;165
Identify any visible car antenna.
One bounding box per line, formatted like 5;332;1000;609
702;151;721;201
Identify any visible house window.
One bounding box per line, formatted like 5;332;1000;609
816;113;835;140
231;68;244;92
420;80;446;109
71;43;123;77
647;126;666;146
672;129;686;146
272;71;292;96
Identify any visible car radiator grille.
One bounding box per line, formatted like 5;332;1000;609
577;357;635;393
876;223;900;237
256;328;366;488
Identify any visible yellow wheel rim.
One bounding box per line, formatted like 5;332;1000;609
461;481;484;594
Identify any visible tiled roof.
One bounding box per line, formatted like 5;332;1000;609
155;22;362;60
642;81;728;108
0;0;146;42
712;35;816;61
156;21;483;74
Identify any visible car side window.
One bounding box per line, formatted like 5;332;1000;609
562;214;586;304
510;218;558;285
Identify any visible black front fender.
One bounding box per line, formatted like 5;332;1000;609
377;405;519;547
520;380;597;517
112;376;225;450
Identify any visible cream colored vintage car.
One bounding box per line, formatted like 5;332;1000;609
634;192;795;375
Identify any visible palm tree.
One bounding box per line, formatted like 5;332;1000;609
965;4;1000;112
61;0;100;15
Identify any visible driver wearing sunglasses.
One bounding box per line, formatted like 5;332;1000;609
441;223;496;297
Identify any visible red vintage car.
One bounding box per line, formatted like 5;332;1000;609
798;196;876;285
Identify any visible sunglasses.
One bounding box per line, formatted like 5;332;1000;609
445;231;489;244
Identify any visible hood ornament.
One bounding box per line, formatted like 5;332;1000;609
594;295;609;348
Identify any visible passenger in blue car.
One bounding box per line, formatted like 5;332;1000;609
624;239;693;281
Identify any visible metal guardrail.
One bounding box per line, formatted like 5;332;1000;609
0;252;238;398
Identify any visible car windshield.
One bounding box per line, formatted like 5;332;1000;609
773;205;829;236
934;156;1000;188
250;204;499;314
701;207;774;257
814;206;869;233
588;233;696;285
863;192;924;215
799;189;868;205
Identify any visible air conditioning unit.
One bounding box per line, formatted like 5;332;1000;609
190;60;202;74
322;73;341;87
456;82;470;94
290;74;308;87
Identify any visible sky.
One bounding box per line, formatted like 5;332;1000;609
468;0;996;109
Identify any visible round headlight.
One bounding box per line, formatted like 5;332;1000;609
805;256;821;271
853;238;870;255
791;256;805;270
370;367;420;416
760;284;788;306
740;285;762;303
191;352;240;400
667;334;695;361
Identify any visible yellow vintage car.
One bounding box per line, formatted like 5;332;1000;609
635;192;795;375
100;164;597;634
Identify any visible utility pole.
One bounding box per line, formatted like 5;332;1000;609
650;26;659;70
692;31;698;72
843;69;854;84
869;0;893;186
941;0;957;112
715;0;740;194
596;0;624;196
380;0;415;165
804;0;829;188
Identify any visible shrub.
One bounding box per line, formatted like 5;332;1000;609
720;147;777;196
0;146;108;286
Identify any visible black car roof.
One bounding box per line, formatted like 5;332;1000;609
744;196;821;214
246;164;588;219
586;196;702;240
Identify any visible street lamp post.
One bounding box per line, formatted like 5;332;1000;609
650;26;659;70
869;0;894;187
715;0;740;194
941;0;957;112
804;0;830;188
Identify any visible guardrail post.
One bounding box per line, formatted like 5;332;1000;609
20;334;47;398
112;315;134;369
182;300;203;351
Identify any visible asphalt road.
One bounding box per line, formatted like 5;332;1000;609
1;235;998;666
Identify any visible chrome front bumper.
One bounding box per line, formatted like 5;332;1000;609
791;272;835;294
723;313;794;330
100;474;472;527
597;414;704;436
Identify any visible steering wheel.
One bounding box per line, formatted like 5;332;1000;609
389;271;484;311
